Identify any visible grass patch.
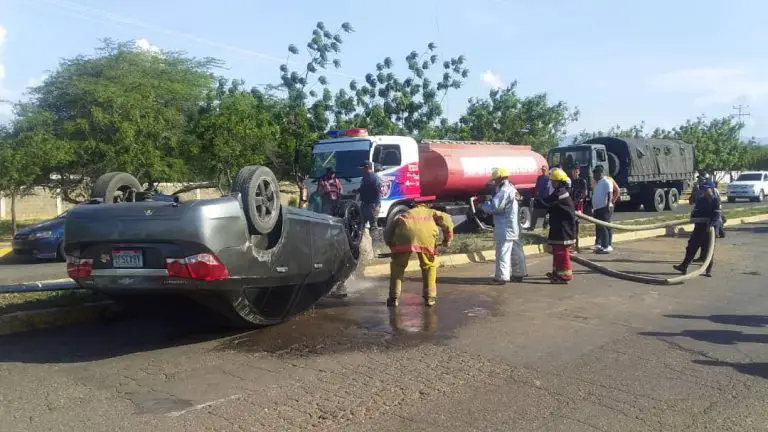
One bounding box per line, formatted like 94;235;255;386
448;204;768;253
0;290;105;315
0;219;45;242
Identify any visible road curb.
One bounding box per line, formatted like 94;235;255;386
0;246;11;258
0;301;119;336
360;213;768;277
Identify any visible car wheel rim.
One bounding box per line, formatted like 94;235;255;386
253;178;278;221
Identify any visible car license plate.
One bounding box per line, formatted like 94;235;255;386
112;249;143;268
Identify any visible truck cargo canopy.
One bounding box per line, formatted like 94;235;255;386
583;137;696;184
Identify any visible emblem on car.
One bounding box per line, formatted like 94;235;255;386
100;253;110;263
118;278;134;284
145;209;153;216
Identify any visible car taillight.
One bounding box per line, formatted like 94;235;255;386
66;256;94;279
165;253;229;281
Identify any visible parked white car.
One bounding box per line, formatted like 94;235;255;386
726;171;768;203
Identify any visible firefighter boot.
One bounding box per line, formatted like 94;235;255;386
422;267;437;307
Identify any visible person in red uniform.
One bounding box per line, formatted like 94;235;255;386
542;168;577;283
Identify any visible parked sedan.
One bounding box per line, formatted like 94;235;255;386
12;211;69;261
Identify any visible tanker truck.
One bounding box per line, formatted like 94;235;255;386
547;137;696;212
304;128;548;230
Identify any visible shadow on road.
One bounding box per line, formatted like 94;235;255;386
665;314;768;328
693;360;768;380
0;254;51;266
639;329;768;345
0;299;242;364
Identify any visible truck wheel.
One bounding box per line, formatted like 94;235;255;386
758;190;765;203
728;196;736;204
518;206;532;230
386;204;410;228
334;199;364;253
665;188;680;211
645;188;666;212
232;165;281;235
91;172;142;203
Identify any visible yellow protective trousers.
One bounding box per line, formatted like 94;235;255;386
389;251;438;300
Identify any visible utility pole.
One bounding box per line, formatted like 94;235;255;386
732;104;751;122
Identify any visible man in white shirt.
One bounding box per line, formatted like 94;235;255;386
591;165;614;253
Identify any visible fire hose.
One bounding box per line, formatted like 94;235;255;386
561;213;715;285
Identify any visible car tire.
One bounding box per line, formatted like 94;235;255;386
728;196;736;203
232;165;281;235
91;172;143;203
665;188;680;211
334;199;364;254
385;204;410;228
758;191;765;203
56;241;66;262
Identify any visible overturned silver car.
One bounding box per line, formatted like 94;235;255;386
63;165;364;327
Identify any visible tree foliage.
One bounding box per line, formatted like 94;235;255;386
332;43;469;136
25;39;221;201
441;83;579;153
12;21;767;208
0;109;69;231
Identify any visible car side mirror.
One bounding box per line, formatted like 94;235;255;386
374;162;383;172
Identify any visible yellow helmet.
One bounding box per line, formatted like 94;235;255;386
491;167;509;179
549;168;569;183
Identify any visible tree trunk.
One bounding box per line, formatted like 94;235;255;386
10;191;17;235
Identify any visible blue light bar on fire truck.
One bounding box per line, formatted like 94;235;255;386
325;128;369;138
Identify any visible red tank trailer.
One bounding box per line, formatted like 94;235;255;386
418;141;548;200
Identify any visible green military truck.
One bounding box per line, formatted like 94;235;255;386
547;137;696;212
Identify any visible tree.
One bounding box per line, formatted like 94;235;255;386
22;39;221;202
654;116;747;180
332;44;469;136
443;83;579;153
188;78;283;191
0;110;68;233
572;122;652;144
275;21;355;206
743;141;768;171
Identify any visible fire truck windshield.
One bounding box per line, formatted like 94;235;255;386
310;149;370;179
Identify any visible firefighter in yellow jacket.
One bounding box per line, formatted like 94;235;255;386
383;203;454;307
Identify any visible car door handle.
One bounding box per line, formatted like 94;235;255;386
275;266;288;273
313;263;323;269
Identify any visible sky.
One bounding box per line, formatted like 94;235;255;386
1;0;767;141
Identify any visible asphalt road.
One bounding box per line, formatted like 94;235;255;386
0;223;766;431
2;201;765;285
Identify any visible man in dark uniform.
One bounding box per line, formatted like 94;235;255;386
528;165;551;231
355;161;383;234
569;165;588;253
673;184;719;277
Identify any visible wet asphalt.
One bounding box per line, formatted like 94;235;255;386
1;201;765;284
0;223;766;431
